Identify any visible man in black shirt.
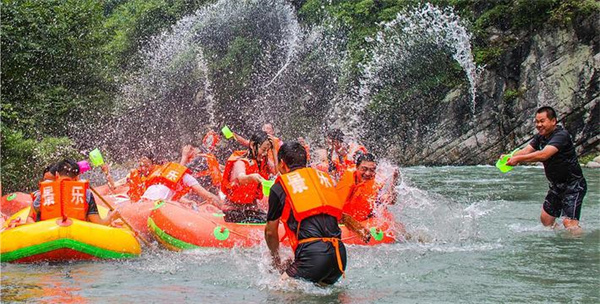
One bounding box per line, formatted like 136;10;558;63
265;142;370;285
507;106;587;233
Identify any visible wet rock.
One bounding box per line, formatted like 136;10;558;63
585;161;600;168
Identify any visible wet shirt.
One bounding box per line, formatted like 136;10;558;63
267;183;341;240
142;173;199;200
530;125;583;183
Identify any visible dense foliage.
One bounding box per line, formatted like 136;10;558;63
1;0;209;192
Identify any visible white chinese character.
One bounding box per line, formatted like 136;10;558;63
42;186;55;206
166;170;180;181
286;172;308;194
71;186;85;205
316;171;332;188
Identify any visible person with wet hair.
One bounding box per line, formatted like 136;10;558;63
32;159;117;225
179;130;224;195
230;123;282;172
220;131;274;222
336;153;401;221
100;153;157;200
506;106;587;234
326;128;367;181
265;141;370;286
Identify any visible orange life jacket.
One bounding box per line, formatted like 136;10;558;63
145;162;191;201
337;168;383;221
278;168;344;251
335;167;356;202
127;168;148;202
266;136;283;172
192;153;223;187
221;151;269;204
39;178;89;221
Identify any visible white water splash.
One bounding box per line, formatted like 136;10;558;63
333;3;479;131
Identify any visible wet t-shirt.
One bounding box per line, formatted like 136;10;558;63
267;182;341;240
529;125;583;183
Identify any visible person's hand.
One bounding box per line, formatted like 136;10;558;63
506;156;518;166
380;192;394;205
267;135;277;149
253;173;266;183
181;145;194;162
359;228;372;244
279;258;292;273
338;142;349;156
110;218;124;228
101;164;110;175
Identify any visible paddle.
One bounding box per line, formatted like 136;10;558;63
90;187;152;247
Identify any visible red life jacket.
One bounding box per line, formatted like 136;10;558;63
145;162;191;201
39;178;89;221
192;153;223;187
278;168;344;251
221;151;269;204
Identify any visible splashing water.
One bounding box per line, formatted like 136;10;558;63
331;4;479;135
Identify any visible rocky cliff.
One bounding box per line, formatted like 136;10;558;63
405;12;599;166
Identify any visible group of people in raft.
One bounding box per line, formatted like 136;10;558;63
13;124;402;286
8;105;588;286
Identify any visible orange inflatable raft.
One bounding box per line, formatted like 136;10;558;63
1;192;33;217
148;202;396;250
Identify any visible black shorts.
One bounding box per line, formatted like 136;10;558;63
286;239;347;285
543;178;587;220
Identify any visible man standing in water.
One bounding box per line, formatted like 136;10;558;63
265;142;370;285
506;106;587;233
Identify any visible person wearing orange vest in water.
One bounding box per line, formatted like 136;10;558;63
32;159;117;225
336;153;400;221
326;128;368;181
265;142;371;285
221;131;274;223
141;160;222;208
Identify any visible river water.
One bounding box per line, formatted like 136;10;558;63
2;166;598;303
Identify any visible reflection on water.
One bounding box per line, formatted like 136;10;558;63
1;167;598;303
2;265;88;303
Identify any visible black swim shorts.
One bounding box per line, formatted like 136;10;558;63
543;177;587;220
286;239;347;285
